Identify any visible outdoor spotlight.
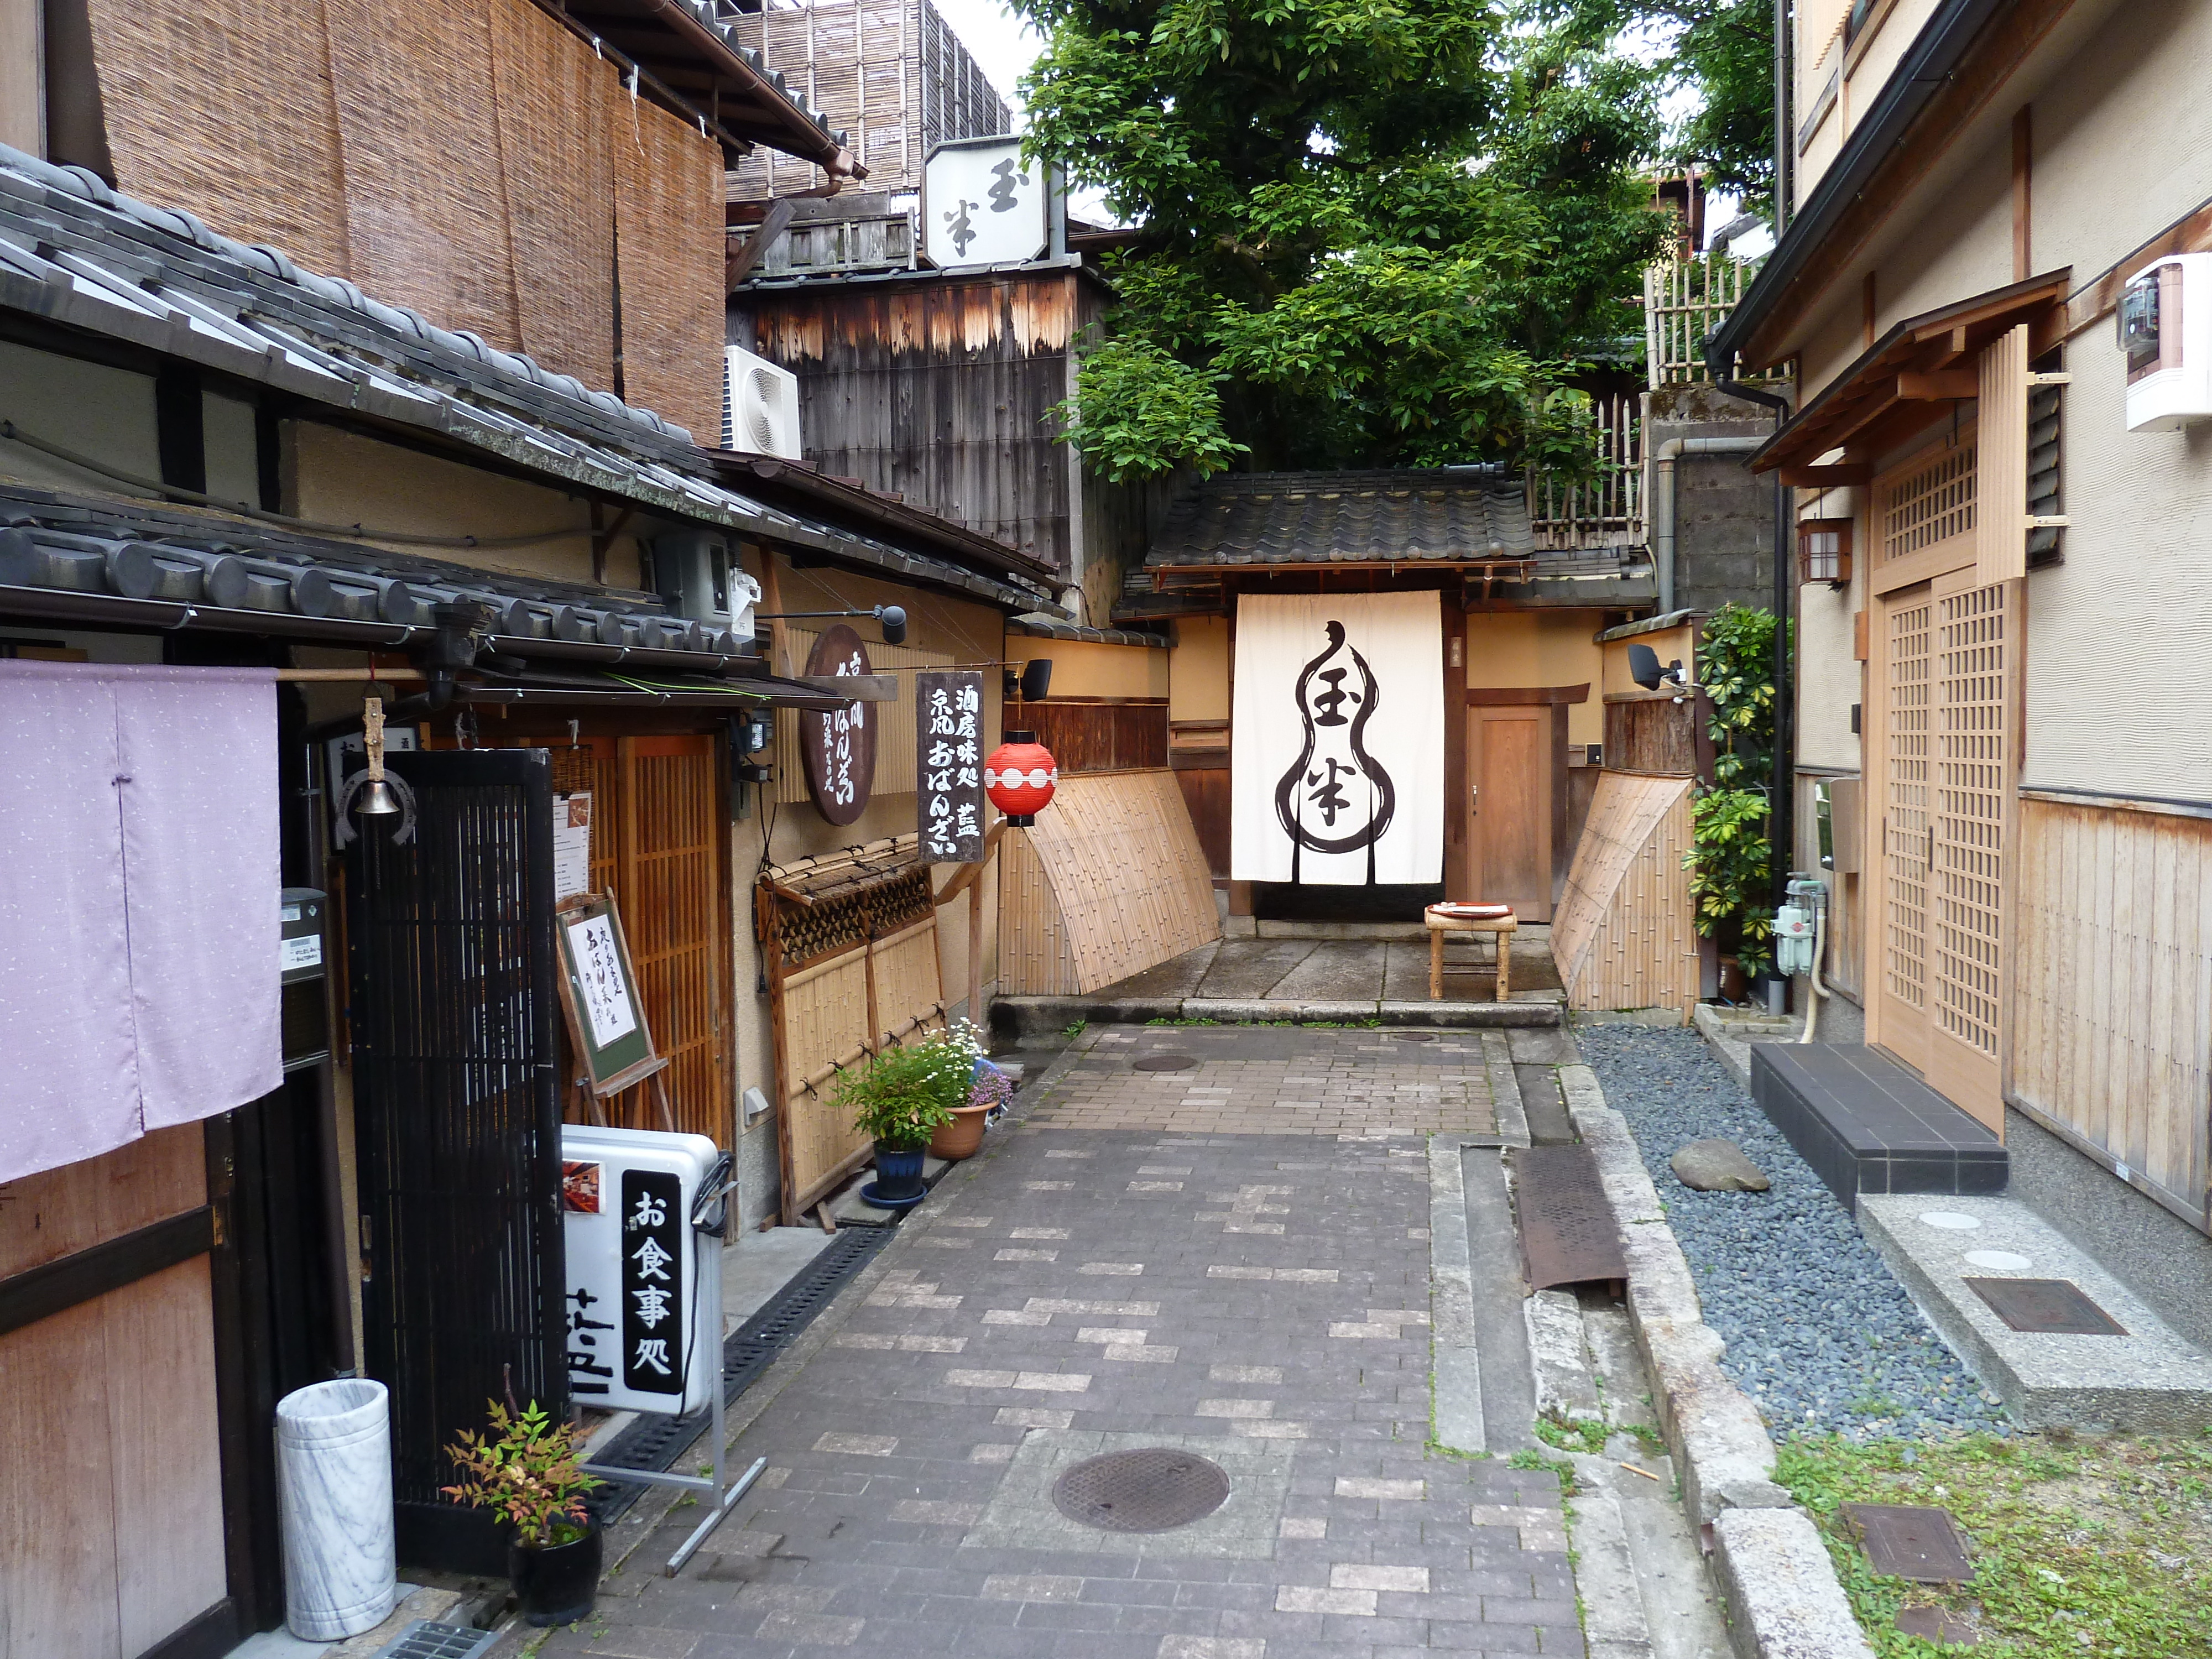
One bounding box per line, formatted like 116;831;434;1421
1627;643;1687;691
876;604;907;645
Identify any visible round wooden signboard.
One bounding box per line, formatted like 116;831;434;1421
800;623;876;825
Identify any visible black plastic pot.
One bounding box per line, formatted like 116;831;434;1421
862;1140;928;1209
509;1522;602;1626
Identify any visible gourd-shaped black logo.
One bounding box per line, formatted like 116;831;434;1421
1274;620;1395;880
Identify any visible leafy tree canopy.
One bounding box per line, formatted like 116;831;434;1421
1016;0;1672;478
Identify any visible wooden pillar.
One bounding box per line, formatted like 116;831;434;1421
1443;598;1468;899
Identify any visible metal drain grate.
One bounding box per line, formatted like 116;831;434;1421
369;1622;499;1659
1052;1448;1232;1532
1511;1145;1627;1290
1133;1054;1199;1072
586;1225;894;1525
1966;1277;2127;1336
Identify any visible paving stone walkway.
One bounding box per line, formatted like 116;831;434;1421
1024;1026;1498;1138
562;1032;1578;1659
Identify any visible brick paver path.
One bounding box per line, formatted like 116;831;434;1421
1025;1026;1498;1138
565;1031;1575;1659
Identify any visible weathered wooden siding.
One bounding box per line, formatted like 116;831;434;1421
1552;771;1700;1013
745;272;1082;572
2012;795;2212;1230
1009;700;1168;775
1601;689;1713;778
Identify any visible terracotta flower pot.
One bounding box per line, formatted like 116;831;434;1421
929;1104;992;1161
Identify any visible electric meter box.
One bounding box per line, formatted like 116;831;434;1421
2121;254;2212;431
560;1125;723;1416
651;531;760;635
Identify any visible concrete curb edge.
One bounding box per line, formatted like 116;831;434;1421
1557;1061;1875;1659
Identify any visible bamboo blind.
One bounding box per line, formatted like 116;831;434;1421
84;0;353;275
325;0;522;352
997;770;1218;995
1550;771;1699;1013
773;628;955;803
613;93;727;443
491;0;617;389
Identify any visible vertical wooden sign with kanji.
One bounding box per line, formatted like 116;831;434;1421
917;670;986;861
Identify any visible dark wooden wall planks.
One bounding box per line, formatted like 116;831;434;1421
1601;691;1715;779
1011;700;1168;775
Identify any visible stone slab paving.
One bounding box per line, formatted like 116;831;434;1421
1025;1026;1497;1138
1097;937;1562;1008
559;1032;1577;1659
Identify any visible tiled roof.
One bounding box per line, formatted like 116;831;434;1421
1007;613;1166;648
1145;469;1535;567
0;144;1054;614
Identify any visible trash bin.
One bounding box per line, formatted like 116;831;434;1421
274;1378;397;1640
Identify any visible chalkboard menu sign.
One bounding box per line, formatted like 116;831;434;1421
917;669;985;862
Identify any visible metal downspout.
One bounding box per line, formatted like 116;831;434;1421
1651;435;1768;613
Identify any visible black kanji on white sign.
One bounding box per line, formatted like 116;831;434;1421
619;1167;685;1399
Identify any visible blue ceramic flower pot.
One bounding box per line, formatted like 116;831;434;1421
862;1141;928;1209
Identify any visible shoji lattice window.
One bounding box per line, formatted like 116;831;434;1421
1880;442;1977;564
1932;585;2008;1058
1882;598;1933;1011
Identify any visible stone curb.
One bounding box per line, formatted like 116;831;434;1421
1690;1003;1800;1092
1558;1061;1874;1659
992;993;1563;1036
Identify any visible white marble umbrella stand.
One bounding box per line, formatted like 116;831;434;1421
274;1378;398;1640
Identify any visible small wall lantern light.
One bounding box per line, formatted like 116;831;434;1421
1798;518;1853;588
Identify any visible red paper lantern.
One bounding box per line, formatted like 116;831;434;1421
985;731;1058;825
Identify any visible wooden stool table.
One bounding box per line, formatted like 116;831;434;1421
1425;905;1516;1001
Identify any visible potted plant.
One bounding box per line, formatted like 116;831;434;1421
928;1021;1008;1161
444;1399;604;1626
834;1028;968;1207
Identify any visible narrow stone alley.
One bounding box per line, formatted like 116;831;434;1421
551;1026;1608;1658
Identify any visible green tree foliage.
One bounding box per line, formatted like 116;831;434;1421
1017;0;1672;478
1686;602;1781;978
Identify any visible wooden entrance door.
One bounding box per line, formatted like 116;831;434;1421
1922;571;2014;1128
1467;706;1554;922
1870;576;2015;1128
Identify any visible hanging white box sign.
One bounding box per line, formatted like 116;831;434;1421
923;136;1047;268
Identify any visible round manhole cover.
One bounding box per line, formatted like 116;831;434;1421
1133;1053;1198;1072
1395;1031;1438;1043
1052;1448;1232;1532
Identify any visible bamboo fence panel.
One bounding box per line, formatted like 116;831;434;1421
1552;771;1699;1013
1526;390;1641;550
998;815;1079;994
84;0;353;276
999;770;1217;995
2013;796;2212;1230
325;0;521;352
491;0;616;390
1643;253;1761;388
613;91;727;442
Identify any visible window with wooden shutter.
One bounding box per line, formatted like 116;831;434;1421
1975;323;2029;584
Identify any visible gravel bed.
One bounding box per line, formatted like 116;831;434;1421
1573;1022;2008;1443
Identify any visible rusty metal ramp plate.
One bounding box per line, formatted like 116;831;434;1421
1966;1277;2128;1335
1510;1145;1626;1290
1841;1504;1975;1583
1052;1447;1232;1532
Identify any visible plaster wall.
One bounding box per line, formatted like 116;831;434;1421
0;341;161;493
1020;638;1167;700
290;422;629;588
1463;609;1606;747
1169;615;1230;723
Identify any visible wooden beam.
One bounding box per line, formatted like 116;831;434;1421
932;819;1010;905
2012;105;2033;282
727;197;796;292
786;673;899;702
1897;370;1978;400
1863;271;1878;349
1465;683;1592;707
2063;191;2212;341
1778;463;1872;488
589;502;635;587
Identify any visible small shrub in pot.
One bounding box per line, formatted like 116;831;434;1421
443;1400;604;1626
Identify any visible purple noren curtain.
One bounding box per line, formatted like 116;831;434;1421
0;662;282;1182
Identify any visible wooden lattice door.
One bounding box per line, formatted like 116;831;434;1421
1873;586;1935;1073
545;733;729;1144
1923;572;2014;1129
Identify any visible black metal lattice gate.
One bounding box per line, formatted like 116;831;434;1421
347;749;564;1572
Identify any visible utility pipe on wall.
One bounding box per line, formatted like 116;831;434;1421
1649;434;1768;613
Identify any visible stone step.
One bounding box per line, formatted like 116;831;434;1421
990;994;1566;1039
1749;1043;2005;1209
1859;1194;2212;1433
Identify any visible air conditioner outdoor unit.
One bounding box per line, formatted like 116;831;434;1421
651;530;759;634
722;345;802;457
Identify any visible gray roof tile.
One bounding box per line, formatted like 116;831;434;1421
1146;468;1535;567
